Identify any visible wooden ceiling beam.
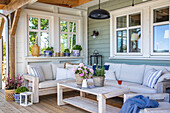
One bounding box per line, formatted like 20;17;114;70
0;17;5;39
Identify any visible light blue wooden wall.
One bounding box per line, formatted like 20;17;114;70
88;0;170;66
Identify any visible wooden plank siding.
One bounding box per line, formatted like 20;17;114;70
87;0;170;66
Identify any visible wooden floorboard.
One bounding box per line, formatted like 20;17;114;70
0;90;123;113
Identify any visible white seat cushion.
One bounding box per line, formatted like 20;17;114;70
120;64;145;84
128;84;157;93
52;63;64;79
41;64;53;80
39;80;57;88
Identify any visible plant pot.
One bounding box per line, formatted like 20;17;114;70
5;89;15;101
13;94;20;103
73;50;80;57
44;50;53;57
64;52;70;56
93;76;105;87
75;74;83;85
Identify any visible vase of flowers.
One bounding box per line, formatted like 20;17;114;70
73;63;94;85
5;75;23;101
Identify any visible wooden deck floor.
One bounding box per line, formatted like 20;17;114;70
0;90;123;113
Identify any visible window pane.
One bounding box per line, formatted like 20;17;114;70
40;32;49;54
29;32;38;54
70;22;76;33
117;30;127;53
41;19;49;30
60;34;68;52
129;13;141;27
153;24;169;52
154;7;169;23
116;16;127;28
129;28;141;53
70;34;76;50
60;21;67;32
29;17;38;29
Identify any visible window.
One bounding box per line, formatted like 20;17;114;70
28;16;49;55
152;7;169;53
116;13;141;54
60;20;77;52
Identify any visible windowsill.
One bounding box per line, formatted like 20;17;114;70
25;56;84;60
109;56;170;60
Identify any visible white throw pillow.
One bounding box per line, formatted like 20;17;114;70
41;64;53;80
56;68;67;80
52;63;64;79
105;70;116;80
143;68;162;88
66;63;79;68
30;66;45;82
67;68;76;79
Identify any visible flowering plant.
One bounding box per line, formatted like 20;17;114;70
5;74;23;90
73;63;94;79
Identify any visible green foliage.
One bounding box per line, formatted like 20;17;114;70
64;49;70;53
15;87;29;94
73;45;82;51
44;47;54;53
95;65;105;76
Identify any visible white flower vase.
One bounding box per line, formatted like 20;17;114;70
82;79;88;88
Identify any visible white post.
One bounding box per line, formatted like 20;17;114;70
98;94;106;113
57;83;65;105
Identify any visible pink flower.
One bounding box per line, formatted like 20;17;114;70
72;67;76;73
79;63;84;67
78;68;82;71
85;70;88;74
90;69;94;74
84;66;87;69
80;73;84;76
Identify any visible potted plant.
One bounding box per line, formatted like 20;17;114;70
5;75;23;101
44;47;54;57
73;63;94;86
64;49;70;57
72;45;82;57
13;86;29;103
93;65;105;87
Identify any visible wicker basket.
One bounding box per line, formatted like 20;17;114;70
75;74;83;85
5;89;15;101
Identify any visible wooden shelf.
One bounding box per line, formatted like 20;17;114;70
63;96;120;113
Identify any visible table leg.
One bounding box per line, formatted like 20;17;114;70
80;91;85;97
98;94;106;113
57;83;65;105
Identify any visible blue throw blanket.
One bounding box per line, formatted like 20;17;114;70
120;95;159;113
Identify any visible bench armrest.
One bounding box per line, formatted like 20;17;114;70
157;80;170;93
23;74;39;103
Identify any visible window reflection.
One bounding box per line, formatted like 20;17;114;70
117;30;127;53
154;7;169;23
129;13;141;27
116;16;127;28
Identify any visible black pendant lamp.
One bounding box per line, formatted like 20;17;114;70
88;0;110;19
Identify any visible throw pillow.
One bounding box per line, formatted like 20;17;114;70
67;68;76;79
143;68;162;88
30;66;45;82
56;68;67;80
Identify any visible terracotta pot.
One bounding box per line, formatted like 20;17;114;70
5;89;15;101
75;74;83;85
93;76;105;87
32;44;39;57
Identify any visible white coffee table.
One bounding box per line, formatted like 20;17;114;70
57;81;129;113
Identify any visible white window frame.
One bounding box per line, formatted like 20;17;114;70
27;15;51;55
151;5;170;56
59;19;79;51
113;11;143;56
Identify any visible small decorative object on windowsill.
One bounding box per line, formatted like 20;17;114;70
73;63;94;86
14;87;29;104
60;52;64;57
64;49;70;57
55;52;60;57
20;92;33;106
91;30;99;39
5;75;23;101
32;38;39;57
72;45;82;57
44;47;54;57
93;65;105;87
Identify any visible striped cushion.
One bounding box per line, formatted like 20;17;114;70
31;66;45;82
143;68;162;88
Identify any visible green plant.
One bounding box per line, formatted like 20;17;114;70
64;49;70;53
44;47;54;53
73;45;82;51
95;65;105;76
15;87;29;94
